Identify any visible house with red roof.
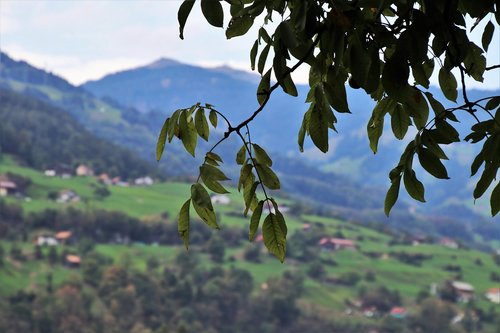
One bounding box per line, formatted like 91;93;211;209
485;288;500;304
390;307;407;319
319;237;356;251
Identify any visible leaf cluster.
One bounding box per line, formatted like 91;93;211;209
161;0;500;261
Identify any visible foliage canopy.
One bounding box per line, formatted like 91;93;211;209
157;0;500;261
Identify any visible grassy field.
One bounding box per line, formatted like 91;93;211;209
1;156;499;316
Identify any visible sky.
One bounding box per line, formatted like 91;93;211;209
0;0;499;89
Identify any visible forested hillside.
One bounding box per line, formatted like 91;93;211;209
0;89;159;179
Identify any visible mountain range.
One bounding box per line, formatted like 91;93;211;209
81;54;499;219
1;51;499;236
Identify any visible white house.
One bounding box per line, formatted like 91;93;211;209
36;236;58;246
76;164;94;176
211;194;231;205
134;176;154;186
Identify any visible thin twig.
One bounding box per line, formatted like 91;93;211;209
485;64;500;71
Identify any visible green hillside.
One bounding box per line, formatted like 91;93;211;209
1;157;499;331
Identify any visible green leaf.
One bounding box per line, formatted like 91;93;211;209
438;68;458;102
405;89;429;130
206;152;222;164
257;70;271;105
191;183;219;229
403;169;426;202
384;176;401;216
200;0;224;28
179;111;198;157
238;164;253;191
367;98;394;153
269;198;288;237
258;44;271;74
236;144;247;165
491;182;500;216
325;69;350;113
255;163;280;190
474;165;497;199
249;200;264;241
482;21;494;51
434;119;460;143
167;110;181;142
391;104;410;140
297;111;310;153
309;105;329;153
156;118;169;161
226;15;254;39
200;164;229;181
200;164;229;194
250;40;258;71
262;213;286;262
194;108;209;141
252;144;272;166
178;0;195;40
178;199;191;249
418;147;449;179
281;72;298;97
208;110;218;128
243;181;259;216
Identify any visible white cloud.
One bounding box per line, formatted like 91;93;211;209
0;1;498;90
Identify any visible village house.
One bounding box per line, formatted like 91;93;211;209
35;235;58;246
98;173;112;185
44;169;56;177
485;288;500;304
319;237;356;251
134;176;154;186
65;254;81;268
451;281;475;302
211;194;231;205
55;231;73;244
389;307;407;319
302;223;312;231
0;179;17;196
57;189;80;203
75;164;94;177
439;237;459;249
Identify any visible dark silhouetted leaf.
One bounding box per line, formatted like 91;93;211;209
418;147;449;179
384;176;401;216
201;0;224;28
403;169;426;202
226;15;254;39
438;68;458;102
178;0;195;40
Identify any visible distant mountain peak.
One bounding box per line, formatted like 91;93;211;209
146;58;181;69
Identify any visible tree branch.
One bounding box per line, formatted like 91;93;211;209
485;64;500;71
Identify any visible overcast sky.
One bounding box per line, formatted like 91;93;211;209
1;0;499;90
